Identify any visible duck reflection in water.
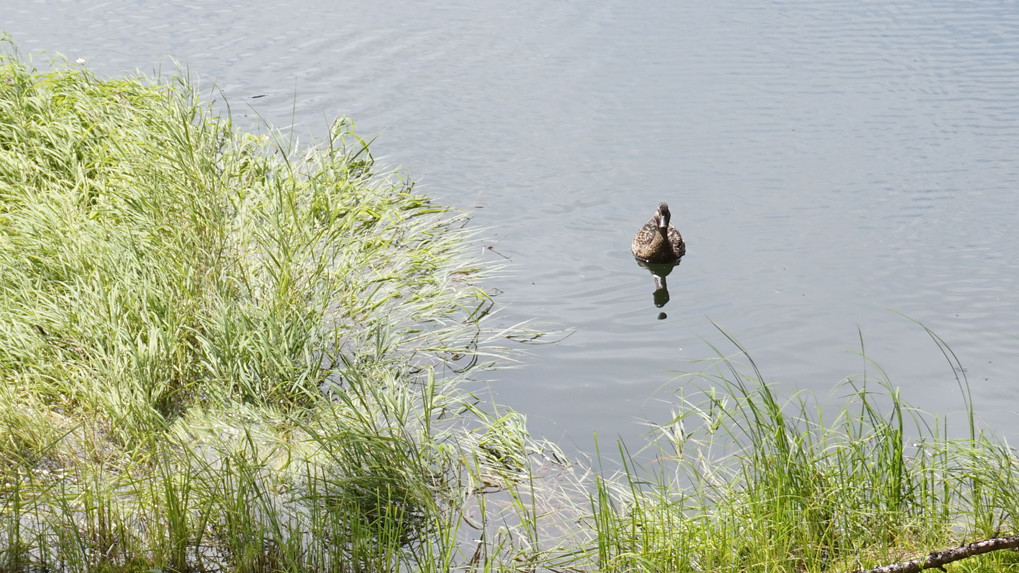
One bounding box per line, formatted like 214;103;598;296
632;202;685;319
636;259;681;319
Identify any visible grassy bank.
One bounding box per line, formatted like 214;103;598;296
3;40;1019;572
0;41;566;571
589;326;1019;572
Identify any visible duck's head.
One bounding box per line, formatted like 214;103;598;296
656;202;672;229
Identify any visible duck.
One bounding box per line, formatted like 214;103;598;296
631;202;685;263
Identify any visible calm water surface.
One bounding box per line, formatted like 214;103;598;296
7;1;1019;457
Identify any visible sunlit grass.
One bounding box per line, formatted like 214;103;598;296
586;324;1019;572
0;38;566;571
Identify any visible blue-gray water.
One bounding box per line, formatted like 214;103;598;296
6;1;1019;456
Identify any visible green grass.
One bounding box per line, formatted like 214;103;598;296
0;38;561;571
3;38;1019;572
586;324;1019;572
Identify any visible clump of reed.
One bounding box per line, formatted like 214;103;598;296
586;325;1019;572
0;38;567;571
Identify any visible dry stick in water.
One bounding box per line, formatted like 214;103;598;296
851;534;1019;573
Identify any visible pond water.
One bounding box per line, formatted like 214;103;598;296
8;1;1019;459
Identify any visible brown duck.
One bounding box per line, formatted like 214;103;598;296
631;202;685;263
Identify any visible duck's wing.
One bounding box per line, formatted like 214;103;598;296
632;220;660;257
667;226;685;256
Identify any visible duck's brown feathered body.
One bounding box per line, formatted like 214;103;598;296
631;202;685;263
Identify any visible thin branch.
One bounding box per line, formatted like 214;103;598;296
851;535;1019;573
